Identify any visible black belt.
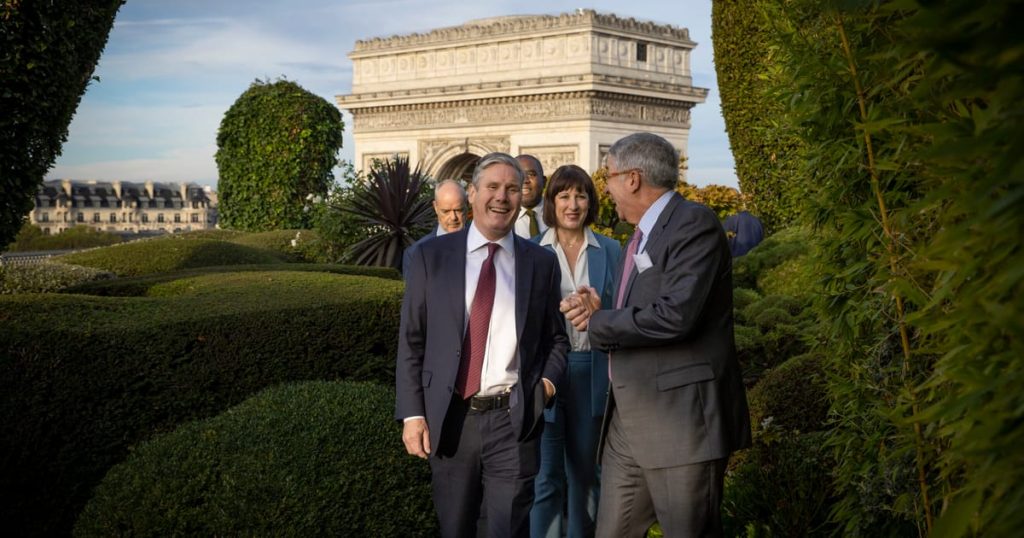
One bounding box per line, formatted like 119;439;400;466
467;392;511;412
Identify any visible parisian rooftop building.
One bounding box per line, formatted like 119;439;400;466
30;179;217;235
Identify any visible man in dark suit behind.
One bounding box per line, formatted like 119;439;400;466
562;133;751;537
402;179;467;278
397;152;569;538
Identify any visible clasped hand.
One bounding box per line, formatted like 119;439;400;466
559;286;601;331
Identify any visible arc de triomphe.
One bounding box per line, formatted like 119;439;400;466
337;9;707;181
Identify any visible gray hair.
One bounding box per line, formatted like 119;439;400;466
471;152;524;187
434;179;467;204
607;132;679;190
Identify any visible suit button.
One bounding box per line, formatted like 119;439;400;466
447;386;453;393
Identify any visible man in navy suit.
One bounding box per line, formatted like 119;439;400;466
397;152;569;538
402;180;467;278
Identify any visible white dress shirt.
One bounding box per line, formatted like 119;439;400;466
464;223;519;396
514;200;548;239
636;190;674;254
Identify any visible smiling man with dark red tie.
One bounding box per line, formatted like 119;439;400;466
397;152;568;538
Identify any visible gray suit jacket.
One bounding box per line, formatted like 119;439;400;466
588;193;751;469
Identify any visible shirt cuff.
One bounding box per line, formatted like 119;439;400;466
403;416;425;422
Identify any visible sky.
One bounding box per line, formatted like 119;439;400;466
48;0;737;189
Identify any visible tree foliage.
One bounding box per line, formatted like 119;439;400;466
761;0;1024;535
0;0;125;251
215;79;343;231
712;0;805;232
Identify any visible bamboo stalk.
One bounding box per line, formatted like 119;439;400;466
833;13;934;533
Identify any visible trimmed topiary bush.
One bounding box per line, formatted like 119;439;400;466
711;0;805;233
748;353;828;435
733;287;762;312
216;78;343;232
57;236;286;276
1;0;125;250
732;227;809;290
75;381;436;537
228;228;328;262
0;262;114;294
723;432;837;537
6;224;124;251
62;262;399;297
0;271;403;536
735;292;815;379
758;255;817;299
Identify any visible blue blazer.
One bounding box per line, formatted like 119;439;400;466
533;229;622;419
397;227;569;452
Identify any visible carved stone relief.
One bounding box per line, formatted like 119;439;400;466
419;137;511;176
361;151;409;172
518;146;580;172
352;93;692;132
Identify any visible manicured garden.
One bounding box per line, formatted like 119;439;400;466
0;232;416;536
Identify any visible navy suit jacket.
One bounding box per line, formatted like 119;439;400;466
533;230;621;419
396;227;569;453
401;226;439;279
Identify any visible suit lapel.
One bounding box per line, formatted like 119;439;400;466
621;193;684;305
587;241;607;298
442;229;468;338
514;235;533;348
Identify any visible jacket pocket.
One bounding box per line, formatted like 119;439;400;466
656;363;714;391
421;370;432;388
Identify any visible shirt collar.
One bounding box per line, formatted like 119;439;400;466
435;224;448;237
538;227;601;248
519;200;543;217
636;190;674;251
468;221;515;255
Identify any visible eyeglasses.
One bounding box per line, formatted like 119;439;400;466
606;168;640;179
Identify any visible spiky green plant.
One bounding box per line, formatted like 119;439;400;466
338;157;434;268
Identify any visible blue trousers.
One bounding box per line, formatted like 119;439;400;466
531;352;602;538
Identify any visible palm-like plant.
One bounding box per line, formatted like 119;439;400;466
337;157;434;268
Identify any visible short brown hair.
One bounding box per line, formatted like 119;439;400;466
542;164;599;228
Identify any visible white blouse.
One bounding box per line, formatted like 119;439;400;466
540;227;601;352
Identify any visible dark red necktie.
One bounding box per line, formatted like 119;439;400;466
456;242;499;399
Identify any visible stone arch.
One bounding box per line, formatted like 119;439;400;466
436;153;480;183
420;136;511;181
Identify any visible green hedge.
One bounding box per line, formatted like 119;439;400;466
0;270;403;536
732;227;809;290
0;262;114;294
227;228;330;263
711;0;805;232
0;0;125;250
57;236;287;276
6;224;124;251
63;262;399;297
75;381;436;537
723;432;836;537
747;353;828;435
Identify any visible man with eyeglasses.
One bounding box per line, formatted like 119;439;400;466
513;154;548;239
560;132;751;537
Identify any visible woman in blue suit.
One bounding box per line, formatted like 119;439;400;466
530;164;622;538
